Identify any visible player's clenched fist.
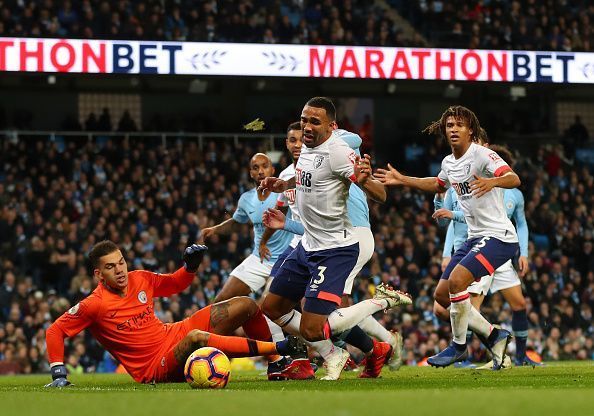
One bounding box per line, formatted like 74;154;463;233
354;154;372;184
258;177;288;194
183;244;208;273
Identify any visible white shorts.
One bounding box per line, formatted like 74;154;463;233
343;227;374;295
230;254;273;293
468;259;521;296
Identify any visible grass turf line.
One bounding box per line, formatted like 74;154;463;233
0;362;592;416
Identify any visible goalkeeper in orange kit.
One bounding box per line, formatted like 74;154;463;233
45;240;305;386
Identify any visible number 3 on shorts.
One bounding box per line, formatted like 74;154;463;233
313;266;327;284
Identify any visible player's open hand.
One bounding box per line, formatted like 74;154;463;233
432;208;454;220
518;255;529;277
355;154;372;184
258;177;288;194
262;208;286;230
258;243;271;263
183;244;208;273
470;174;495;198
375;164;405;186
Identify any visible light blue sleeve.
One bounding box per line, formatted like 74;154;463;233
433;195;449;228
435;188;458;228
445;188;466;223
451;210;466;223
335;129;362;156
433;195;444;210
513;191;529;257
283;218;305;235
232;194;250;224
443;221;455;258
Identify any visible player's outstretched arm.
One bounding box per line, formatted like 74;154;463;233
45;324;72;388
354;154;386;202
200;218;238;240
375;163;444;193
44;296;99;387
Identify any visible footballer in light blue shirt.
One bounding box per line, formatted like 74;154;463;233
201;153;293;301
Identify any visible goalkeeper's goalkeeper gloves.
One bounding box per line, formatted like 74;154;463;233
183;244;208;273
44;364;72;388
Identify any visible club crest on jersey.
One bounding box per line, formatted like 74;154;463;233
138;291;147;304
465;164;471;175
68;303;80;315
314;155;324;169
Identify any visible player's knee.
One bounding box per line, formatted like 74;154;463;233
448;275;467;294
510;296;526;311
261;297;282;321
433;289;450;309
300;322;324;342
230;296;259;318
187;329;209;346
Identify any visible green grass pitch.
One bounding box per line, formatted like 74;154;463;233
1;362;592;416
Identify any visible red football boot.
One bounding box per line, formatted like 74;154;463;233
359;340;393;378
282;358;315;380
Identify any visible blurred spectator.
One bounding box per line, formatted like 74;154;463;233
568;115;590;146
117;110;138;132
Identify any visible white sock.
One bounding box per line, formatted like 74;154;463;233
327;299;389;335
468;307;492;338
274;310;337;359
265;316;286;343
449;292;471;345
357;316;392;343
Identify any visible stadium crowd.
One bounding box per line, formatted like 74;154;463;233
395;0;594;51
0;0;591;51
0;129;592;375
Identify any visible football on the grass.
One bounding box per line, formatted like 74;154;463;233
184;347;231;389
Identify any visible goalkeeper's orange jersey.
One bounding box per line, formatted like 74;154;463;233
46;268;195;383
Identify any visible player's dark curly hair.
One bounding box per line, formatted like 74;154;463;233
305;97;336;121
287;121;301;132
477;127;489;144
422;105;481;142
89;240;120;268
488;144;514;167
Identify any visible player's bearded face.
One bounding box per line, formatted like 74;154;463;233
301;106;333;147
445;116;473;149
96;250;129;292
286;130;303;161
